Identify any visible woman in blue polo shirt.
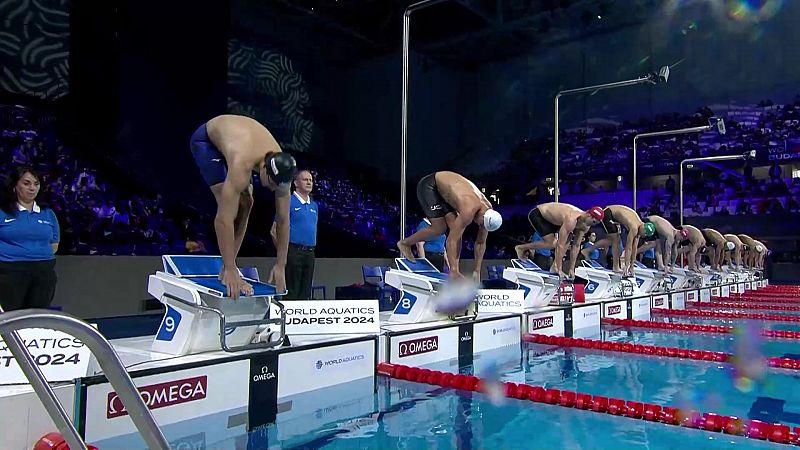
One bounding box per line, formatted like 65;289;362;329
0;166;59;311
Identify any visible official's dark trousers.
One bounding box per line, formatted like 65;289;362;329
0;259;57;311
533;253;553;272
426;252;446;272
285;244;315;300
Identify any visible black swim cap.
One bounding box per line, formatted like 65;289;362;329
266;152;297;185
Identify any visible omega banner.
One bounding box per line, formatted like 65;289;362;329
283;300;380;335
475;290;525;313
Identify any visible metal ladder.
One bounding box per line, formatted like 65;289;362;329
0;308;170;450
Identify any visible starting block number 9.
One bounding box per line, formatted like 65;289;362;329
164;316;177;333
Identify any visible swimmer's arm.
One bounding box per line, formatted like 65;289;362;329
273;186;291;268
269;221;278;249
636;241;655;255
416;242;426;259
566;229;586;277
654;241;665;271
215;172;250;271
445;212;472;275
473;227;488;278
664;235;675;269
555;221;574;275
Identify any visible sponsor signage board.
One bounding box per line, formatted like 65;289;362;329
475;290;525;313
389;327;459;366
283;301;380;335
84;360;249;442
278;340;375;398
0;328;92;385
526;310;565;336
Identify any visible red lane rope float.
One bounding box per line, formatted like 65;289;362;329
601;317;728;333
602;318;732;334
601;317;800;340
523;333;732;363
688;302;800;312
712;296;800;304
376;363;800;445
524;332;800;371
652;308;800;323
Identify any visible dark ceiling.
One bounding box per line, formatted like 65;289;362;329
259;0;660;65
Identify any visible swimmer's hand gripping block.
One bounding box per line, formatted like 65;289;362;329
147;255;287;356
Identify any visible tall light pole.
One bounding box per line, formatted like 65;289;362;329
554;66;670;202
400;0;449;239
633;116;726;210
679;150;756;225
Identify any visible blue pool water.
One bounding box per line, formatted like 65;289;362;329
95;340;797;450
216;380;787;450
602;326;800;357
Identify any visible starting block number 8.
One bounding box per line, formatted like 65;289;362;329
394;294;417;315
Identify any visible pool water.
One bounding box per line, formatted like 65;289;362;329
602;326;800;358
95;337;796;450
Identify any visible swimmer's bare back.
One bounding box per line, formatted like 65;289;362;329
537;202;583;230
606;204;642;229
206;115;282;170
702;228;726;246
434;171;491;214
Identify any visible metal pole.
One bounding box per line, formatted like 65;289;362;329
400;0;448;240
554;94;560;201
0;310;170;450
633;136;638;210
631;124;712;211
553;74;661;204
679;154;747;226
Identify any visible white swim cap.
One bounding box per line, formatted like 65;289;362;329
755;244;764;253
483;209;503;232
725;241;735;251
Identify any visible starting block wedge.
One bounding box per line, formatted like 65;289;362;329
147;255;287;356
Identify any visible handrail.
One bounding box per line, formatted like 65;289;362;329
0;309;170;450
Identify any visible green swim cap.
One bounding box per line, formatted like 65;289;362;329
644;222;656;237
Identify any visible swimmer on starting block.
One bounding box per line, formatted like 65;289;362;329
591;205;654;277
738;234;759;269
396;171;503;280
700;228;727;270
514;202;605;279
724;233;743;268
635;215;687;273
753;240;768;269
675;224;705;271
190;114;297;298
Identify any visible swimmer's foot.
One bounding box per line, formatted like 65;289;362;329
397;241;416;261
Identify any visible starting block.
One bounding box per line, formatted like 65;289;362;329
147;255;287;356
383;258;477;324
667;267;702;290
501;259;561;308
574;260;635;301
697;267;722;287
633;261;667;293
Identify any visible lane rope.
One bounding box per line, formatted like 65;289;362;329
377;362;799;445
